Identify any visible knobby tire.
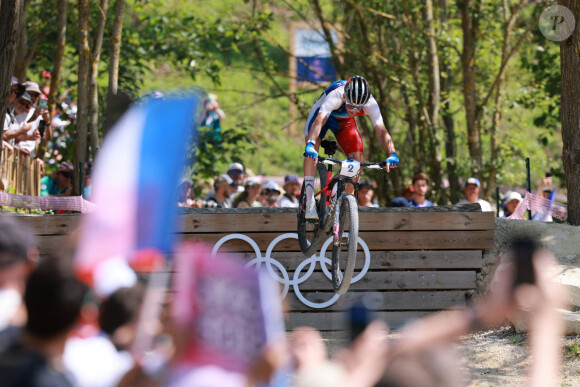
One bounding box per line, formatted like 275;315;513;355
331;194;359;295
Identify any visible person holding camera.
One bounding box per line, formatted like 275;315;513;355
8;90;41;150
15;82;51;158
3;78;32;145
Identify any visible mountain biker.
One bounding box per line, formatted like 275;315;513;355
303;75;399;219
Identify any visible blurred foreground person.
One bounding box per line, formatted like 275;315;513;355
0;256;88;387
64;284;145;387
388;236;564;387
0;217;38;333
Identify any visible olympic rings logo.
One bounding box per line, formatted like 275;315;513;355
211;233;371;309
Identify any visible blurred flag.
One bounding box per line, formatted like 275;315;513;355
74;94;200;285
509;191;567;221
172;243;286;375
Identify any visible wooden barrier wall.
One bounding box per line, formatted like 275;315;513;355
19;205;495;331
1;142;42;196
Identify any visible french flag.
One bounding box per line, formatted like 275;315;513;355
75;93;201;286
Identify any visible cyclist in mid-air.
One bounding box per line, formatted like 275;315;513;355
303;75;399;219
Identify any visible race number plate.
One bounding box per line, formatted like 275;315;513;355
340;160;361;177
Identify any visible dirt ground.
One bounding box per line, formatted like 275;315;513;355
455;325;580;387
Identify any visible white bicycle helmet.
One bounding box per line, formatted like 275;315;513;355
344;75;371;108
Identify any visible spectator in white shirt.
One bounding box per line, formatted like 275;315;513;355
456;177;492;212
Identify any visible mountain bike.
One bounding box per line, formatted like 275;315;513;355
298;140;386;294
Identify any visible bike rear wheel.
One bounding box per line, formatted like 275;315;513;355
331;194;359;295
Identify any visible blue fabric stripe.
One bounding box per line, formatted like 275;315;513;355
135;95;200;253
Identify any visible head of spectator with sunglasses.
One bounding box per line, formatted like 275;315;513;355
23;81;42;106
13;92;33;116
260;180;281;208
227;162;244;188
9;77;25;105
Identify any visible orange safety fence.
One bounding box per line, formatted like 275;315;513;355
0;141;42;197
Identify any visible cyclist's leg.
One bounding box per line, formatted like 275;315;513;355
334;118;364;194
303;107;331;208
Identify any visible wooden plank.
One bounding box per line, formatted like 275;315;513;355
184;230;494;251
286;290;469;311
17;215;81;235
178;210;494;233
289;271;476;291
287;311;432;331
36;234;77;255
262;250;483;270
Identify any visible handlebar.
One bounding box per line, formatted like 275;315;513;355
317;155;387;169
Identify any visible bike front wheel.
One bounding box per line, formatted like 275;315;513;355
331;194;359;295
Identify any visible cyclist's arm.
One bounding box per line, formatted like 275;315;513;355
365;96;396;155
374;123;396;155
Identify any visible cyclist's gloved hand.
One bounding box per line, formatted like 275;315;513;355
386;152;399;167
304;140;318;159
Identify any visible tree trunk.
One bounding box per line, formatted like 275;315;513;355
440;0;460;204
104;0;126;138
48;0;67;116
460;0;483;180
108;0;125;96
0;0;25;149
76;0;91;196
487;0;516;198
424;0;444;203
559;0;580;225
88;0;110;161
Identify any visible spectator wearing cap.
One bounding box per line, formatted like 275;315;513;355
9;92;40;152
40;162;73;197
456;177;492;212
206;174;235;208
279;174;301;208
227;162;245;194
3;79;32;145
501;191;523;218
260;180;281;208
391;186;414;207
409;174;434;207
232;177;262;208
357;181;378;208
15;81;52;156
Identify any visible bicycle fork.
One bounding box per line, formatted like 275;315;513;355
333;193;342;246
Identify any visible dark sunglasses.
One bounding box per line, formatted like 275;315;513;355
229;170;243;175
18;99;31;108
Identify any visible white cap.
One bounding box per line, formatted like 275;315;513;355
262;180;281;192
227;162;244;173
505;191;523;203
219;173;233;185
244;177;261;187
